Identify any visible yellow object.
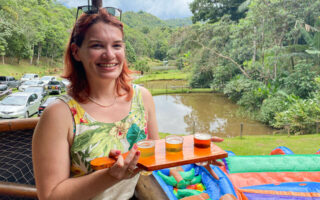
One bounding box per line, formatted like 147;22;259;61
196;183;205;192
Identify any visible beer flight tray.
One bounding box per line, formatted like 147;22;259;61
91;135;228;171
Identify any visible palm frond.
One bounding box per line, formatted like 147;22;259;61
237;0;251;13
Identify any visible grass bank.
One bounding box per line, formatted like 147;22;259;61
134;70;189;83
0;64;62;78
159;133;320;155
149;88;213;96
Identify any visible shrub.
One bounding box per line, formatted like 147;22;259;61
280;62;319;98
223;76;262;102
259;92;292;125
273;93;320;134
189;64;213;88
210;65;239;92
237;82;267;112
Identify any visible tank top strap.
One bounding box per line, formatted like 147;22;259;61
58;94;86;134
131;84;144;111
130;84;149;137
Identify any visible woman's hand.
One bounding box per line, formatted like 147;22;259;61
209;136;224;166
107;144;141;180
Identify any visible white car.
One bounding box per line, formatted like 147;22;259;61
18;80;45;91
38;96;58;116
21;73;39;82
24;86;47;102
0;92;42;119
61;78;71;87
40;76;57;85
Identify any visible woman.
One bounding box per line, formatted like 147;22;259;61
32;8;158;200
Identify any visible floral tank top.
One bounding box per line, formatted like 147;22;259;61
59;84;147;199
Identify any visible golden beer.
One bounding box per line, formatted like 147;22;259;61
165;135;183;153
194;133;211;148
137;139;155;158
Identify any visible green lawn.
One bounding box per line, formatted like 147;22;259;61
149;88;213;95
0;64;62;79
134;70;189;83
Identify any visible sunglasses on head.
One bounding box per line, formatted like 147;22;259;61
76;5;122;21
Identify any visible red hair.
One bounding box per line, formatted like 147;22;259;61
62;8;133;103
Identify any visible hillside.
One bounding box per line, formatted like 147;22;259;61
122;11;167;30
164;17;192;27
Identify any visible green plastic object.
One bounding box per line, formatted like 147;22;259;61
157;171;178;186
173;189;178;198
177;179;188;189
177;189;202;199
190;175;202;185
179;168;195;181
226;154;320;174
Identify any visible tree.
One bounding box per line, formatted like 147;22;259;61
189;0;247;23
125;41;136;63
154;41;168;61
133;59;150;74
298;19;320;65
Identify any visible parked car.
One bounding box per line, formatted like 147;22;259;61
0;76;21;89
47;80;65;94
38;96;58;116
61;78;71;88
0;84;12;99
24;86;47;101
20;73;39;82
18;80;45;91
40;76;57;85
0;92;42;119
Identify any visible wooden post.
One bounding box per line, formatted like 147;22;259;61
193;121;195;134
286;125;290;137
316;121;319;134
240;123;243;138
92;0;102;8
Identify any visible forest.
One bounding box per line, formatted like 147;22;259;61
1;0;320;134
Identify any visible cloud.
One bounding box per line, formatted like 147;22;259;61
57;0;193;19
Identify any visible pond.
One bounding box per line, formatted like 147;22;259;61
153;93;274;137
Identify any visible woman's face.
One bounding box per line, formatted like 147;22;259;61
72;22;125;82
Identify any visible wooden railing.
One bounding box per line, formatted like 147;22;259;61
0;118;39;199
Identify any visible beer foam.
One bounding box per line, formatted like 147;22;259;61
194;133;211;140
166;138;182;144
137;140;154;148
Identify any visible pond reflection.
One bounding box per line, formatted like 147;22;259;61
153;93;274;137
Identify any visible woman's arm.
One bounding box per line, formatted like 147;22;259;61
140;86;159;140
32;101;140;200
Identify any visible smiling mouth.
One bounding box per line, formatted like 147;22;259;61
97;63;118;68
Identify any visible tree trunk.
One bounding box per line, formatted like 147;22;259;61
261;18;265;70
252;26;257;66
291;57;295;69
30;44;34;65
2;55;4;64
274;62;277;80
51;44;55;66
37;43;42;66
49;43;54;65
211;49;251;79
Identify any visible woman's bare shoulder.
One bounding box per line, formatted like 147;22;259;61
138;85;155;111
138;85;152;100
34;99;73;136
42;99;71;118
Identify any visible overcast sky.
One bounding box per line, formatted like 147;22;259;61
57;0;194;20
